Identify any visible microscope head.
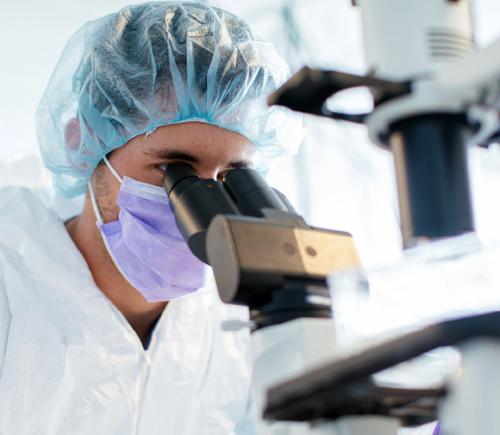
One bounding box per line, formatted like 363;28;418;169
163;163;362;322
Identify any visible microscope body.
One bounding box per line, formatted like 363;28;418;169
159;0;500;433
163;163;405;434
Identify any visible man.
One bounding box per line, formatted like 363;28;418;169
0;2;304;434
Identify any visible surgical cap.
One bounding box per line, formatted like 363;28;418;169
35;1;305;198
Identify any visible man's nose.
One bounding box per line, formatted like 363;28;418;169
197;168;219;181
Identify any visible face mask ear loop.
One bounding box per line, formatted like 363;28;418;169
103;155;123;183
88;179;134;287
88;180;104;226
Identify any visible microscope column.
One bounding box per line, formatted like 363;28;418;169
252;318;338;435
251;318;400;435
439;338;500;435
356;0;476;247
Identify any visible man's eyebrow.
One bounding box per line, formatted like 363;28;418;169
227;160;253;169
142;149;200;164
142;148;254;169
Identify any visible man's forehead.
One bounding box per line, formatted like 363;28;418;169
139;123;257;169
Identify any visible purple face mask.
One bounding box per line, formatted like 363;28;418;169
88;157;212;302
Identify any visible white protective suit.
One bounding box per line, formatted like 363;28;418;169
0;156;254;435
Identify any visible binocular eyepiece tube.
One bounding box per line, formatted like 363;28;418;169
163;163;293;264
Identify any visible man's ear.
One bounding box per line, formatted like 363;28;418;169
64;118;81;151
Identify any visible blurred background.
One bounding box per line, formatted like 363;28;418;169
2;0;500;271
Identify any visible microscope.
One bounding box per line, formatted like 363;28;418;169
163;1;500;433
162;162;362;434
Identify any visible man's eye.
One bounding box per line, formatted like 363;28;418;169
217;171;228;181
218;165;247;181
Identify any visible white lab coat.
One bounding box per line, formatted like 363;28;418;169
0;163;255;434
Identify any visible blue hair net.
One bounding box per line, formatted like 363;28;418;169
35;1;305;198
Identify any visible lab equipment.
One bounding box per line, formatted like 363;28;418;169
269;0;479;249
264;311;500;435
163;163;364;434
261;0;500;433
88;157;211;302
35;1;305;198
161;0;500;433
162;163;361;316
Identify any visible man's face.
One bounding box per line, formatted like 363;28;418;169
91;121;256;224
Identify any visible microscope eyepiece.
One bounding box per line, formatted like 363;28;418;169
162;163;239;263
162;162;200;195
224;168;290;217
